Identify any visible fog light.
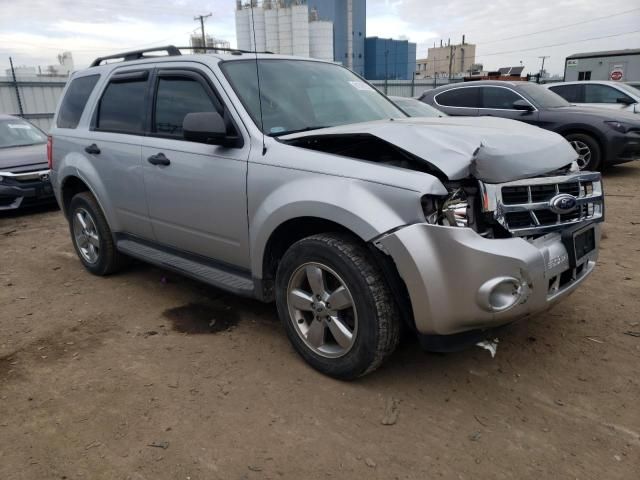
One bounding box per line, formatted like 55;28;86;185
477;276;529;313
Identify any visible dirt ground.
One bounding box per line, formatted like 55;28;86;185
1;164;639;480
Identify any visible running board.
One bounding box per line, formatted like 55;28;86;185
116;238;255;297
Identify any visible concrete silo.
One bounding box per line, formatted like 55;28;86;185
277;6;293;55
291;3;309;57
309;20;333;62
264;2;280;53
249;5;267;51
235;3;251;51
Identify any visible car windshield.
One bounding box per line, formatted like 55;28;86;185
626;83;640;93
221;59;406;136
517;83;571;108
615;82;640;98
392;97;446;117
0;118;47;148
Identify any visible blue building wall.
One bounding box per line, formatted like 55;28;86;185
364;37;417;80
307;0;366;76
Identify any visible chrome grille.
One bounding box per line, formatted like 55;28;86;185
480;172;604;236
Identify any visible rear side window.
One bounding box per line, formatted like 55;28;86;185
549;84;582;103
436;87;481;108
481;87;524;109
154;77;217;136
56;75;100;129
97;74;148;134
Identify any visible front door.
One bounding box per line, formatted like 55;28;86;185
140;66;250;269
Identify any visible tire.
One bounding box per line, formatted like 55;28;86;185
275;233;400;380
68;191;128;276
565;133;601;171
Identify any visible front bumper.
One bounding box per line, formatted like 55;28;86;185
607;131;640;165
377;223;600;335
0;169;54;210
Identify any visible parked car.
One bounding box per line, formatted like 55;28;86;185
0;114;54;211
625;81;640;93
50;47;603;379
389;96;446;117
545;81;639;114
419;81;640;170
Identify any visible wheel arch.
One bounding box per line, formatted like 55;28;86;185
555;125;606;161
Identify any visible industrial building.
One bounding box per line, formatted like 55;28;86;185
234;1;365;74
416;38;476;79
564;49;640;82
364;37;417;81
189;34;231;53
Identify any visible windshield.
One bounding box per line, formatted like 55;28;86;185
616;82;640;98
221;59;406;136
0;118;47;148
392;97;446;117
518;83;571;108
626;83;640;93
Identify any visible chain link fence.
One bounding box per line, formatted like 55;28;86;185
369;78;465;98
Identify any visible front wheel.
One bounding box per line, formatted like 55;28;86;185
566;133;601;171
275;233;400;379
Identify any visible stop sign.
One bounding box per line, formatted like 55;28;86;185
610;69;623;81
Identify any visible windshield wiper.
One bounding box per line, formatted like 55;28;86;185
269;126;331;137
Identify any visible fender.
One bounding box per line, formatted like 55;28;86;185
249;166;440;278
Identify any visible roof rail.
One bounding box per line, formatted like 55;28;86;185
89;45;274;67
90;46;182;67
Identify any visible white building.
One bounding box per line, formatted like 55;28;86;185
235;1;334;62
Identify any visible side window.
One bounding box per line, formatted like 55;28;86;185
154;76;217;137
549;84;582;103
96;74;148;134
481;87;524;109
435;87;481;108
56;75;100;129
584;84;632;104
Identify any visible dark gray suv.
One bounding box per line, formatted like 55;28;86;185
419;81;640;171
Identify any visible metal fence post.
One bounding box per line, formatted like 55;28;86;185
9;57;24;117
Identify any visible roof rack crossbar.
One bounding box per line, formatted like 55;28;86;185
90;45;182;67
89;45;274;67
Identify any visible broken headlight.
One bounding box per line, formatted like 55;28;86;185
422;187;470;227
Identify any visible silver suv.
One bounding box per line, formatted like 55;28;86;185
50;47;604;379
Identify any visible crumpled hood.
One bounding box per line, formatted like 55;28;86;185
281;116;577;183
0;143;48;172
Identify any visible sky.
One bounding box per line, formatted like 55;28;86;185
1;0;639;76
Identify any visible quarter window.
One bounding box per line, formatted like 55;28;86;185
154;77;217;136
56;75;100;129
97;76;148;134
584;84;633;104
435;87;481;108
481;87;524;109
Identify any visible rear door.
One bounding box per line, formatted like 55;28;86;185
478;86;539;124
548;84;584;104
140;64;250;269
582;84;635;112
86;68;154;239
432;86;480;116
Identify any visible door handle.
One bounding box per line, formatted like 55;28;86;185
84;143;100;155
147;153;171;166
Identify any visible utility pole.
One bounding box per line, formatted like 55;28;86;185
194;13;212;53
538;56;549;83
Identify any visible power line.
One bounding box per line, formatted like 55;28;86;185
474;7;640;46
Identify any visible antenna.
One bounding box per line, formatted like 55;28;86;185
250;3;267;155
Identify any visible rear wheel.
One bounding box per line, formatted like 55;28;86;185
68;192;128;275
275;233;400;379
565;133;601;171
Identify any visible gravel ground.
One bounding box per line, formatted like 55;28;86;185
1;163;639;480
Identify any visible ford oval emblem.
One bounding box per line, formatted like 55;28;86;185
549;193;577;214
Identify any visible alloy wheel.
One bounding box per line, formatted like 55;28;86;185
570;140;592;170
286;262;358;358
72;207;100;264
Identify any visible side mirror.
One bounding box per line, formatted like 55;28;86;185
183;112;241;147
616;97;635;105
513;99;534;112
